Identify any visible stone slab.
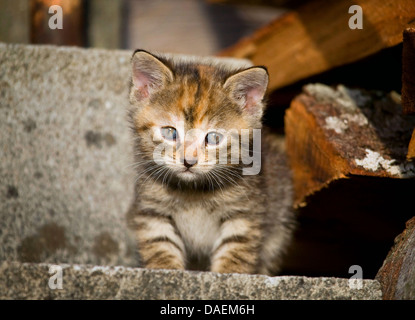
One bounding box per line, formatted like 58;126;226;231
0;261;382;300
0;43;137;267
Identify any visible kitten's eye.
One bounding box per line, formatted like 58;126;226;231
161;127;177;141
205;132;223;146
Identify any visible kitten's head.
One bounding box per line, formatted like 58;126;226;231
129;50;268;191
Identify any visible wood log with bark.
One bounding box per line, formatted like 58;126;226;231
285;84;415;206
280;84;415;278
220;0;415;92
376;217;415;300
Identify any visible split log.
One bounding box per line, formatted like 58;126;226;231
281;83;415;278
285;83;415;207
220;0;415;92
376;217;415;300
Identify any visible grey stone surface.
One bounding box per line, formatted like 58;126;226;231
0;43;137;267
0;261;382;300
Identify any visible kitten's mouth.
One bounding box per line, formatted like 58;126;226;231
178;168;196;180
182;168;194;174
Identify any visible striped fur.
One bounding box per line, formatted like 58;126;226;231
126;50;295;275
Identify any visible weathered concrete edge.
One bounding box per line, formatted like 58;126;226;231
0;261;382;300
0;42;253;67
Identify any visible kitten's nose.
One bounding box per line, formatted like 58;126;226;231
183;141;198;168
183;157;197;168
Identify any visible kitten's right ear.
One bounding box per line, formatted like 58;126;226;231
131;50;174;100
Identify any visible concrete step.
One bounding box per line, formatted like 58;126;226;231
0;43;137;267
0;261;382;300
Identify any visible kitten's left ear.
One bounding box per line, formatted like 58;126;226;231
223;67;269;114
131;50;174;101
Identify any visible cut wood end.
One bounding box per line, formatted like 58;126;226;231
285;84;415;205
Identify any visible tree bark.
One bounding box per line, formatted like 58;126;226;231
220;0;415;92
376;217;415;300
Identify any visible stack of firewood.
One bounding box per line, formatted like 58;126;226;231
220;0;415;299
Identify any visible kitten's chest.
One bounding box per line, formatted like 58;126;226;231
172;204;221;255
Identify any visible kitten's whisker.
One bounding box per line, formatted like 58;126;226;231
144;165;165;186
162;167;173;187
134;163;160;186
215;169;239;188
205;171;215;191
214;167;250;201
208;170;225;197
153;166;169;188
216;165;243;176
205;171;216;193
124;159;154;170
141;165;167;191
134;166;156;183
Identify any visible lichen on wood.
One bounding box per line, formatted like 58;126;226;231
285;83;415;206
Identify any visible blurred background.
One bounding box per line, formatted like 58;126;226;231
0;0;300;55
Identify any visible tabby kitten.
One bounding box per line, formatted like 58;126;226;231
126;50;295;275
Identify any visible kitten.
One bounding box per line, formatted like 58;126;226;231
126;50;295;275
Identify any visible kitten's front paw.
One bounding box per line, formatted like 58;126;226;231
141;249;185;270
211;259;256;274
145;260;185;271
